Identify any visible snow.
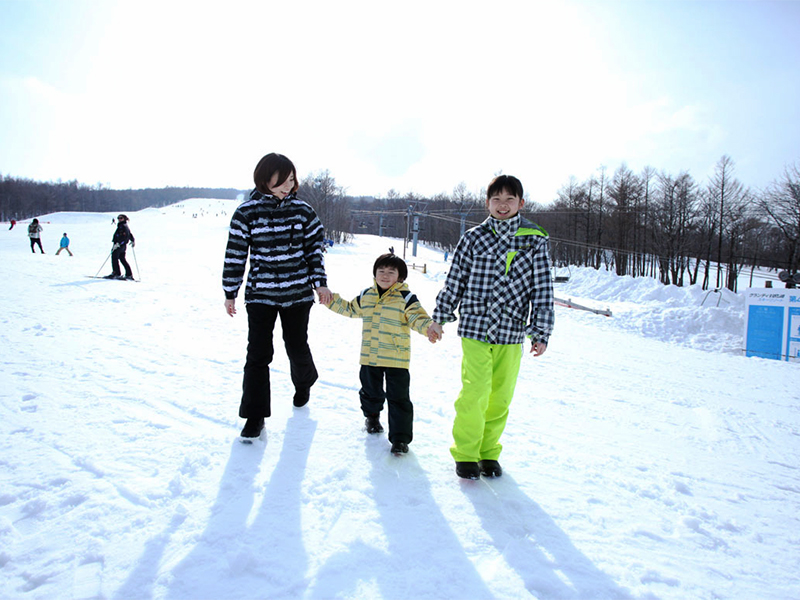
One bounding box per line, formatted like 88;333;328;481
1;200;799;600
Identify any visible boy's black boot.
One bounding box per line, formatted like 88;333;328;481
240;417;265;441
455;462;481;480
293;388;310;408
365;414;384;434
390;441;409;455
479;460;503;478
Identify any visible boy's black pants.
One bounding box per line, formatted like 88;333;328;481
359;365;413;444
240;302;317;419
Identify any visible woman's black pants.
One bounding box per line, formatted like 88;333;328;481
239;302;317;419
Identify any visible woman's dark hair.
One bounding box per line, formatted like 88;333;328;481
253;153;299;195
487;174;524;200
373;252;408;282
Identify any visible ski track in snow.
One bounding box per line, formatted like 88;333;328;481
1;200;799;600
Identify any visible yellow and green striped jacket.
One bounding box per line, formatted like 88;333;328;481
328;281;433;369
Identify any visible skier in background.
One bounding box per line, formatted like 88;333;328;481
104;214;135;279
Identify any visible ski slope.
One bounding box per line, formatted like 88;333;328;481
1;199;798;600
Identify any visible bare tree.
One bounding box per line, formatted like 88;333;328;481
759;161;800;275
607;163;640;276
594;166;608;269
639;166;656;277
707;155;746;288
651;171;698;285
299;170;352;244
693;188;718;288
721;190;757;291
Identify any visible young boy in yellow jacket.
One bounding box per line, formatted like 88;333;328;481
324;252;439;455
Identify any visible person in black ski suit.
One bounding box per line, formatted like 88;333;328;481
105;214;136;279
223;153;332;441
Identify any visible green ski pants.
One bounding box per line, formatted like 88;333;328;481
450;337;522;463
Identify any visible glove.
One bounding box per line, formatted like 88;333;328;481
131;241;135;248
112;243;120;250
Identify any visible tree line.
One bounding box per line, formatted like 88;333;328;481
0;175;242;220
537;156;799;291
5;155;799;293
313;157;799;293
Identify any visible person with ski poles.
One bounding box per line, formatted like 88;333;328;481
428;174;555;480
104;214;135;279
223;152;332;442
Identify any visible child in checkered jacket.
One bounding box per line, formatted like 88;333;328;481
429;175;555;480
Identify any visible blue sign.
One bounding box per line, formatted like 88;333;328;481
744;289;800;361
746;305;785;359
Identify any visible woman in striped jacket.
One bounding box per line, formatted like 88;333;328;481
223;153;332;441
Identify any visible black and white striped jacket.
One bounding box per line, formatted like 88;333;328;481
432;214;555;345
222;190;327;307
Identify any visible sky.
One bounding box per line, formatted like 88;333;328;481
1;0;799;203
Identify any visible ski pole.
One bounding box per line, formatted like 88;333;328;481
93;249;113;278
131;245;141;282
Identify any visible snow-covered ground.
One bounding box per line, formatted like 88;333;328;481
1;199;798;600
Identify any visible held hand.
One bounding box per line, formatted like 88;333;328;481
224;298;236;317
427;322;443;343
316;286;333;306
530;341;547;356
131;241;135;248
112;243;120;250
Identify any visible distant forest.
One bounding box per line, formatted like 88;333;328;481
0;175;242;218
4;155;799;292
303;157;800;293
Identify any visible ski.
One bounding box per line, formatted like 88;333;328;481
84;276;140;282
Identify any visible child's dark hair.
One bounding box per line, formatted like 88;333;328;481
373;252;408;282
487;174;524;200
254;153;299;196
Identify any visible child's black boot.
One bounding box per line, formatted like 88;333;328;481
390;441;409;455
455;462;480;480
479;460;503;477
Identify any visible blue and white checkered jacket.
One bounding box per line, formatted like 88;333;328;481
432;214;554;345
